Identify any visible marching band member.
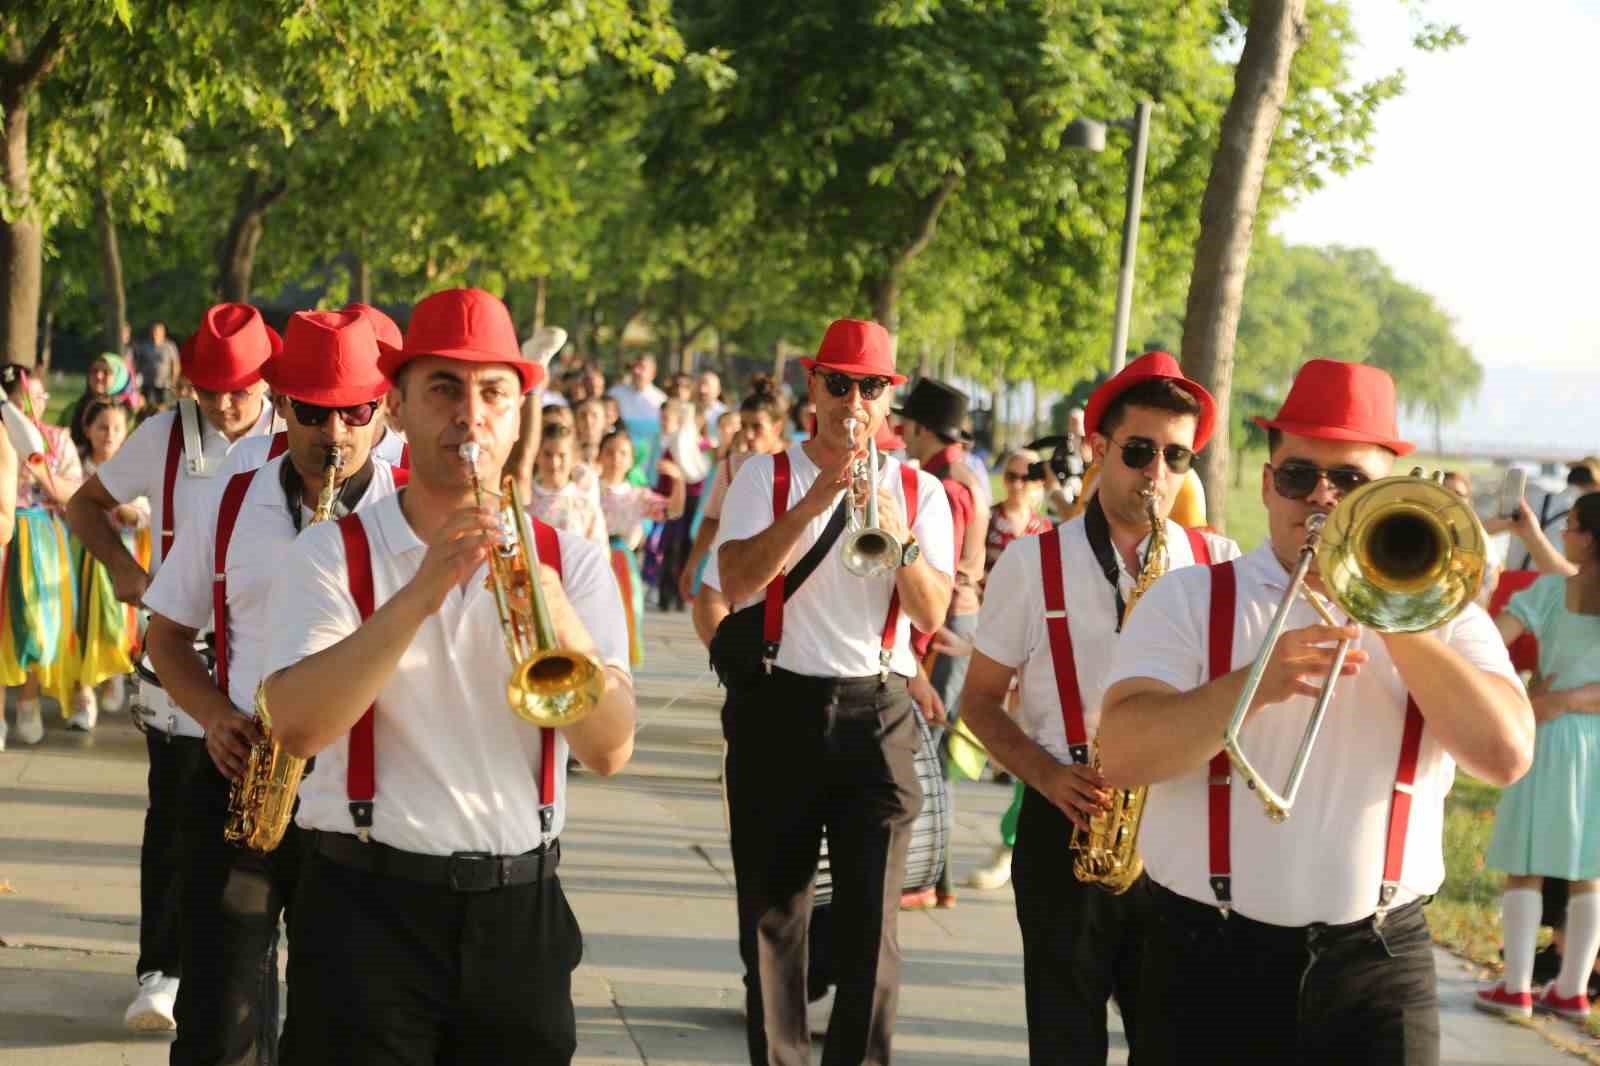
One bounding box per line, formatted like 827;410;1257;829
957;353;1238;1064
143;311;398;1065
704;318;954;1066
65;303;280;1031
258;288;635;1064
1098;359;1534;1065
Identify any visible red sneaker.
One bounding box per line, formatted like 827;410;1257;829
1473;983;1532;1018
1534;984;1592;1021
899;887;936;911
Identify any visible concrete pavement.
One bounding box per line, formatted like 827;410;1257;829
1;609;1592;1064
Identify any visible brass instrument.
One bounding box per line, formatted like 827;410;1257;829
840;418;902;578
224;447;342;852
1223;470;1487;822
1070;487;1165;893
459;442;604;727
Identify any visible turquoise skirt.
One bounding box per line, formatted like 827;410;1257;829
1486;714;1600;880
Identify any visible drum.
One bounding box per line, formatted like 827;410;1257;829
812;713;949;907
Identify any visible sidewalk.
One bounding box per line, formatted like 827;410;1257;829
0;609;1591;1064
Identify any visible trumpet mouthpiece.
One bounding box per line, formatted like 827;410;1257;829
1305;512;1328;535
458;442;481;465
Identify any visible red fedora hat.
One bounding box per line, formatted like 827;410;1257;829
261;310;389;407
377;288;543;393
179;303;281;392
798;319;906;385
1253;358;1414;457
343;302;403;351
1084;351;1217;451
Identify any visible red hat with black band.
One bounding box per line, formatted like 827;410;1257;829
261;310;390;407
179;303;281;392
1084;350;1217;451
1252;358;1414;457
376;288;544;394
798;319;907;386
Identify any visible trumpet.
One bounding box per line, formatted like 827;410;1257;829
840;418;902;578
1222;470;1487;822
459;442;605;727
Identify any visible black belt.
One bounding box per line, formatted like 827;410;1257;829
1149;879;1425;945
767;666;909;694
311;830;559;893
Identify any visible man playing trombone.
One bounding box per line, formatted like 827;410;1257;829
257;288;636;1065
957;352;1239;1064
1098;359;1534;1065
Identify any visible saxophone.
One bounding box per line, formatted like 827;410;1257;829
223;447;343;852
1069;486;1167;893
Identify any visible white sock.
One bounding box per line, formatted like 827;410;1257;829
1557;891;1600;999
1501;888;1543;994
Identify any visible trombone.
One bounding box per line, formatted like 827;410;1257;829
840;417;902;578
1222;470;1487;822
459;442;605;727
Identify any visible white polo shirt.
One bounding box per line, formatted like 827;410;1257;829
261;493;631;855
607;382;667;424
144;456;399;715
96;401;278;737
701;443;955;679
1105;543;1523;926
975;516;1239;763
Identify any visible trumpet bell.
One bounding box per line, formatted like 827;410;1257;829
509;649;606;727
1316;475;1487;633
841;527;901;578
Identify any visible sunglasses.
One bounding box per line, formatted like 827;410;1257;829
1112;437;1194;474
1269;461;1370;500
814;370;892;401
290;399;380;428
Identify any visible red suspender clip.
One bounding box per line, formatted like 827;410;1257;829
1038;526;1089;766
761;453;792;674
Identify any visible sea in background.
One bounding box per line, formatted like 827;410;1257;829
1397;363;1598;462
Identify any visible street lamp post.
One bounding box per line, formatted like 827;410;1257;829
1066;100;1154;376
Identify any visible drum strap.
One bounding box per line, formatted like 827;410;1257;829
1041;524;1210;766
161;415;286;563
338;512;562;841
1204;560;1423;920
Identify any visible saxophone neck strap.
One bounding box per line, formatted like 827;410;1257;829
1083;494;1129;631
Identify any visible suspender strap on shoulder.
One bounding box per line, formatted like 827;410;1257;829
339;514;379;841
161;417;183;558
211;469;259;699
876;465;919;680
1039;526;1089;765
268;431;289;460
1206;560;1238;911
532;519;562;834
1185;527;1212;566
1377;697;1425;922
760;452;792;673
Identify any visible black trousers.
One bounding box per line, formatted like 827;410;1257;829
171;760;308;1066
1138;881;1440;1066
138;732;205;979
724;669;922;1066
287;840;583;1065
1011;786;1147;1066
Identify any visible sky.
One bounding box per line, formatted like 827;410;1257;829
1274;0;1600;373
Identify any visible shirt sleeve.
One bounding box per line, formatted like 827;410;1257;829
262;522;364;679
558;531;632;675
1445;602;1526;688
1103;568;1208;694
1506;574;1556;634
714;453;776;547
142;486;222;631
96;411;167;504
973;538;1039;669
702;460;734;521
911;469;955;578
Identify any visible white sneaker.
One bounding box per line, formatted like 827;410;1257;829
967;845;1013;890
124;971;178;1031
97;675;127;714
807;987;835;1037
68;690;98;732
14;701;43;745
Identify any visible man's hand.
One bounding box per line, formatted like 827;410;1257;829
205;709;262;782
909;670;946;726
406;507;501;615
1248;623;1368;714
1039;760;1113;831
111;561;151;607
801;450;852;519
677;564;697;605
931;626;973;660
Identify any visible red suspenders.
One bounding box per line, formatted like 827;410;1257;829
211;469;260;699
337;512;564;841
1040;524;1211;766
1204;560;1425;918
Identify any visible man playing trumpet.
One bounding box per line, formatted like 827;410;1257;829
259;288;634;1064
957;353;1238;1065
1098;359;1534;1065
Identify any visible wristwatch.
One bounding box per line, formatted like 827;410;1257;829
899;536;921;568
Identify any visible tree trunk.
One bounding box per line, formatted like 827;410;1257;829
39;272;61;374
533;275;546;333
0;100;42;366
1031;382;1044;441
95;187;126;354
215;171;286;303
868;274;900;336
354;253;371;305
1179;0;1308;534
992;370;1006;453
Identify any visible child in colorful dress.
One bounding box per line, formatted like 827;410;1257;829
597;429;683;666
67;399;147;731
527;422;608;549
0;365;84;748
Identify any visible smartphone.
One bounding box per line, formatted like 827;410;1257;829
1499;468;1527;520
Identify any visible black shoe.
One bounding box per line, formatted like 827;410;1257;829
1532;944;1562;986
992;769;1013;786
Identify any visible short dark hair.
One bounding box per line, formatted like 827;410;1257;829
1574;492;1600;562
1569;465;1597;488
1098;379;1201;440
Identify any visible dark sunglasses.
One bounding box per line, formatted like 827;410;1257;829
814;370;892;401
1112;437;1194;474
1270;461;1370;500
290;399;380;428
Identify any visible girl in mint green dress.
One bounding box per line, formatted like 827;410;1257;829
1481;492;1600;1017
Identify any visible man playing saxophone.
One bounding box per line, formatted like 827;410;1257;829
957;352;1238;1065
143;310;399;1065
257;289;634;1065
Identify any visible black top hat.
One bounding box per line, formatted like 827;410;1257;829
893;379;970;443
